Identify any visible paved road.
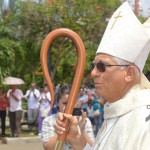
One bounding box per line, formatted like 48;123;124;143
0;116;44;150
0;142;44;150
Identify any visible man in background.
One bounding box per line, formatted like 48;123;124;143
7;85;23;137
25;83;40;131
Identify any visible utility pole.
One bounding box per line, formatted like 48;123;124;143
135;0;139;16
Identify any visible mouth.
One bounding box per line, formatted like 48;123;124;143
94;82;102;88
94;82;102;85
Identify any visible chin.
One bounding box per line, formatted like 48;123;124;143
95;90;103;97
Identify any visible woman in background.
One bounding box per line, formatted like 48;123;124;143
0;89;9;137
38;85;51;136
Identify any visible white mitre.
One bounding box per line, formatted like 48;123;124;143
96;2;149;71
96;2;150;88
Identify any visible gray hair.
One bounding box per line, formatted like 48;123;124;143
113;56;140;77
113;57;131;66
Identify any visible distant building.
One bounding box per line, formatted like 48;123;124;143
121;0;150;18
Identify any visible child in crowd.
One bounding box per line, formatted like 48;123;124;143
41;85;95;150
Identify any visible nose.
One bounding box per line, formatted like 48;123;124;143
91;66;98;77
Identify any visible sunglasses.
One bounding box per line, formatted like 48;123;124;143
91;61;130;72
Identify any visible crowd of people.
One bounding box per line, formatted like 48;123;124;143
0;82;103;138
0;83;50;137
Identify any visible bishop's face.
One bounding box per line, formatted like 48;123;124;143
91;53;128;102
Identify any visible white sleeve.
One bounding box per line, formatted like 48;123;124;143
7;89;11;98
19;90;24;100
83;143;92;150
35;89;40;99
46;92;51;101
25;90;29;97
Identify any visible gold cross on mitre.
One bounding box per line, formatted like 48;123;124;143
111;11;122;29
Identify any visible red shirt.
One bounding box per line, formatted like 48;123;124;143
0;94;8;110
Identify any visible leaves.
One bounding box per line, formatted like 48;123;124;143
0;0;129;87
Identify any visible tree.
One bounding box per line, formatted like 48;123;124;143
0;22;23;84
0;0;123;86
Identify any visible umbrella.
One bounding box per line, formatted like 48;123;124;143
3;77;25;85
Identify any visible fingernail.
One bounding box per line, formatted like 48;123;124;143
62;128;66;131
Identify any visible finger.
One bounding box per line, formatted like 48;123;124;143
54;112;66;134
78;111;87;131
57;112;64;121
54;121;66;135
55;112;67;128
55;117;65;128
81;110;87;119
63;113;78;125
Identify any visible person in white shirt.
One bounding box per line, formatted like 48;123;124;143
7;85;23;137
78;87;88;112
38;85;51;135
25;83;40;130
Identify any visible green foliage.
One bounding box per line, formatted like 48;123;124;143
0;0;125;87
0;37;21;84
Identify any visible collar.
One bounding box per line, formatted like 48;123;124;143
104;84;150;119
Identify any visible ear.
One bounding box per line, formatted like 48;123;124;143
124;66;136;82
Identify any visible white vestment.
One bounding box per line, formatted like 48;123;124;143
85;84;150;150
